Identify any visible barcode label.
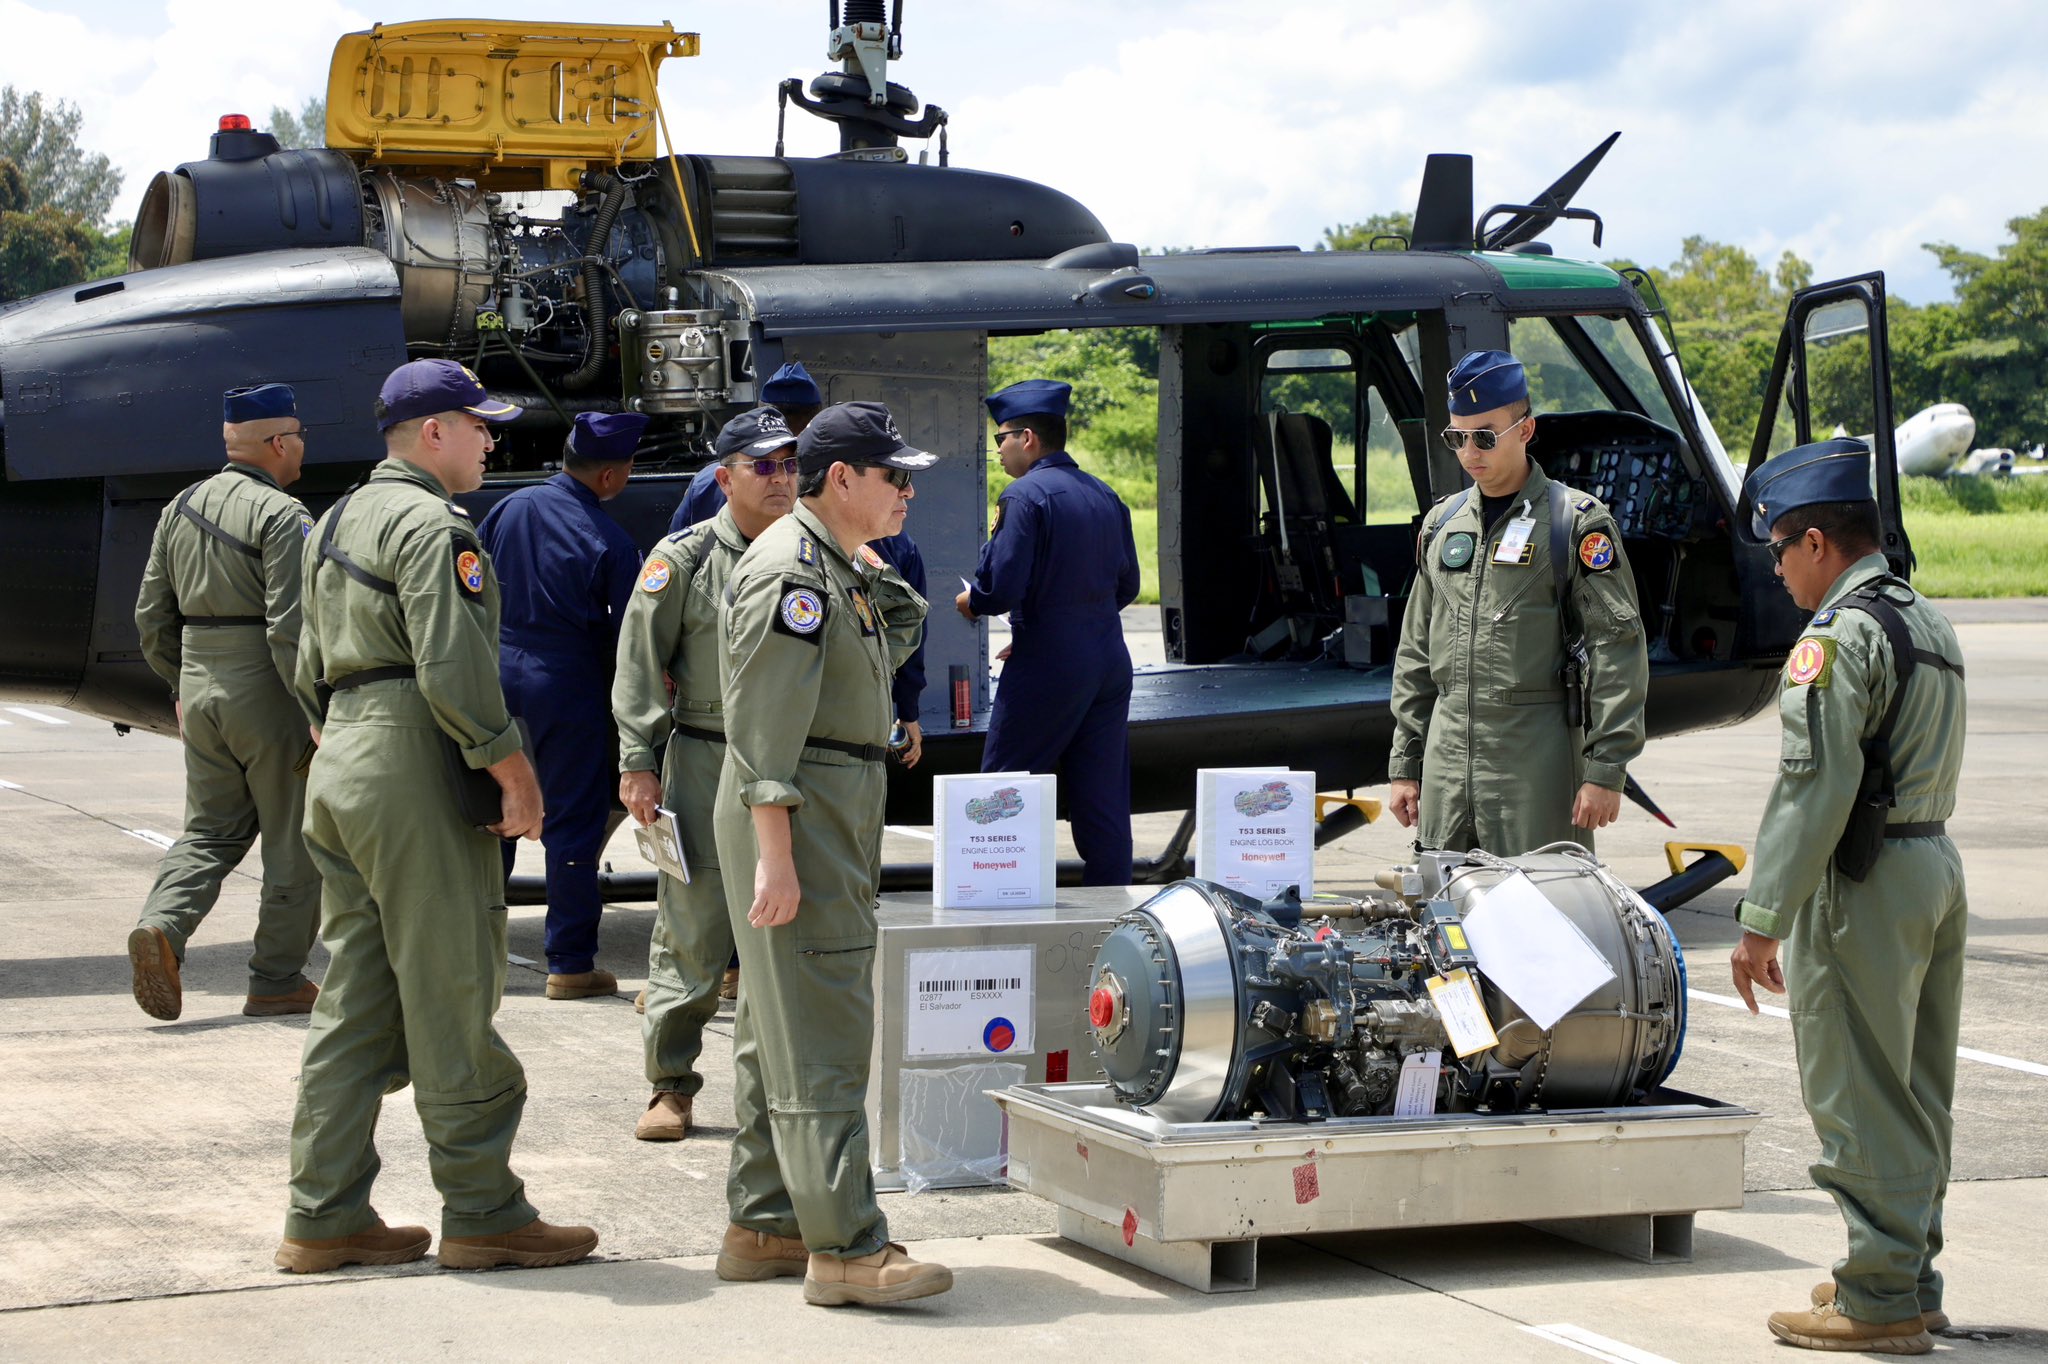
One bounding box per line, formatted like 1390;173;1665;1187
917;977;1023;994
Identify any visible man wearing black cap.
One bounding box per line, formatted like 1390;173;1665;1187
1388;349;1648;855
614;406;798;1141
1729;438;1967;1356
669;361;825;534
279;359;596;1275
479;410;649;1000
710;400;950;1305
128;383;322;1021
954;378;1141;885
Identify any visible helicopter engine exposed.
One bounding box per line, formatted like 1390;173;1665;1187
1087;849;1688;1124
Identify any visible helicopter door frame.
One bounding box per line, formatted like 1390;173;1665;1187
1745;272;1910;577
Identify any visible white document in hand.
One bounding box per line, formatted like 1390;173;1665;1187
634;807;691;884
1457;870;1615;1031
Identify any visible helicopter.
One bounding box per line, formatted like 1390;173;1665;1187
0;6;1911;879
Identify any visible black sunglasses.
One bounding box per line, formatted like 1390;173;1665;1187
1440;418;1526;453
1767;531;1806;565
873;465;914;490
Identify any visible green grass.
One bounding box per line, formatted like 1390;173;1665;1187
1904;510;2048;597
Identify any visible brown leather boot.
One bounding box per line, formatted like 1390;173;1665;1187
803;1243;953;1306
273;1219;430;1274
244;980;320;1017
437;1218;599;1270
128;925;182;1021
1813;1281;1950;1333
719;966;740;1001
1768;1300;1931;1354
716;1224;809;1282
545;969;618;1000
633;987;647;1014
634;1091;692;1141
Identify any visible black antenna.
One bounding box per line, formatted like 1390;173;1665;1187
1410;154;1474;253
1479;132;1620;251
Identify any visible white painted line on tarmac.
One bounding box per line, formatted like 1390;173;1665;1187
0;779;22;790
0;716;12;725
1522;1324;1677;1364
1690;988;2048;1077
507;952;537;967
1689;987;1790;1019
1957;1046;2048;1078
124;828;176;849
6;707;68;725
885;824;935;842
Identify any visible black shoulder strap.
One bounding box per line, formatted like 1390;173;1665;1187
174;484;262;558
1834;582;1925;750
1419;488;1472;551
315;491;400;596
1548;482;1571;605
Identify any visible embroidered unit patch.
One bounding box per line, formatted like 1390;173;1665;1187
1578;531;1616;571
1786;636;1835;687
858;544;884;569
1440;532;1475;570
454;549;485;596
779;587;825;635
640;558;673;593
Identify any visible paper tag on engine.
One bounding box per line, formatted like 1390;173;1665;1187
1394;1049;1442;1116
1426;968;1499;1057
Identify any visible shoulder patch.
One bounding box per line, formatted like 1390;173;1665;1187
299;512;314;539
1575;496;1595;513
774;582;828;642
848;585;879;635
453;544;486;599
857;544;884;569
1809;608;1837;627
1578;531;1616;571
991;501;1007;536
1786;636;1835;688
796;535;818;567
640;557;674;594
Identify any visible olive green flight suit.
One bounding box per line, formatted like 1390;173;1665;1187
133;462;321;995
1737;554;1968;1327
1388;461;1647;854
283;458;536;1241
714;500;926;1259
613;507;752;1099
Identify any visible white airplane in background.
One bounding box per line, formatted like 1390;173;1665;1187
1831;403;1978;477
1958;443;2048;478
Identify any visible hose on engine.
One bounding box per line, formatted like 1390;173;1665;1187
561;172;626;392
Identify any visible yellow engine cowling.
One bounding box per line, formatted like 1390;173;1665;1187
324;19;699;190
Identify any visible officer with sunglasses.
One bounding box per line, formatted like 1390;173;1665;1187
1387;350;1647;855
614;406;799;1141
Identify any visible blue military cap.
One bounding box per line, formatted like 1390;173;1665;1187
715;405;798;459
376;358;521;430
796;401;939;475
567;410;650;460
1743;436;1875;538
760;361;822;406
985;379;1072;425
1446;350;1528;416
223;383;296;424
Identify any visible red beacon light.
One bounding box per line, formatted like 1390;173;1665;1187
218;113;252;131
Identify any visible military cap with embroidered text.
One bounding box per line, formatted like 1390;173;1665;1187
795;400;939;474
715;405;799;460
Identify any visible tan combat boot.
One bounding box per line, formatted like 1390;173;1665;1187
1768;1299;1932;1354
545;969;618;1000
244;980;320;1017
715;1224;809;1282
634;987;647;1014
634;1091;692;1141
803;1243;953;1306
437;1218;599;1269
1813;1281;1950;1333
719;966;740;1001
128;924;181;1021
273;1219;430;1274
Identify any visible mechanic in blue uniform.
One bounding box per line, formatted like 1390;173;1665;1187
954;379;1141;884
478;411;648;999
669;362;828;535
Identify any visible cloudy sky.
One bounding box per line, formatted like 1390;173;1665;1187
5;0;2043;304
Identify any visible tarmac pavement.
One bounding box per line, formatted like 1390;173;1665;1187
1;603;2045;1361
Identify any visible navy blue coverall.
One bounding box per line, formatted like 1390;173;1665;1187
968;451;1140;885
479;473;639;974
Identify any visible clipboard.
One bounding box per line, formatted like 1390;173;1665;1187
634;807;691;884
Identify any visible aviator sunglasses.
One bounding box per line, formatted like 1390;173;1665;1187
734;454;800;477
1440;416;1529;453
